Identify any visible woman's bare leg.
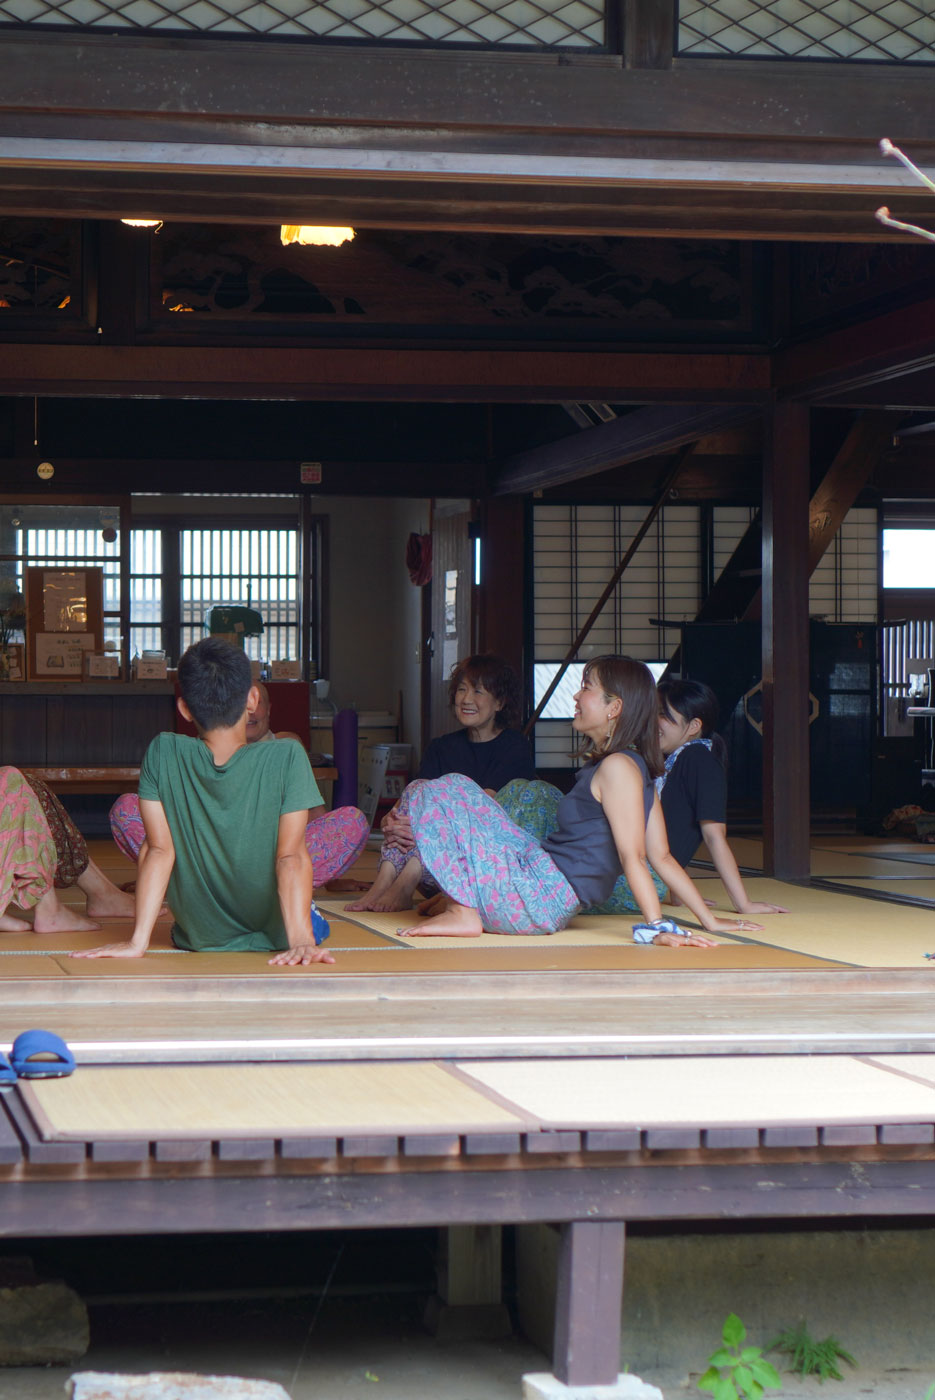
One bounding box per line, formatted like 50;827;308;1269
344;859;400;911
346;856;425;913
396;899;483;938
77;859;137;918
31;887;101;933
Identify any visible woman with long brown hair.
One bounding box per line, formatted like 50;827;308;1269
396;655;751;945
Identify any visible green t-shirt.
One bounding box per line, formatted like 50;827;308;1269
138;731;321;953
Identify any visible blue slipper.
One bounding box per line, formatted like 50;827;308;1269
0;1054;16;1093
10;1029;75;1080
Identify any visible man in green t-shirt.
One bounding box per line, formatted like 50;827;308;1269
74;639;335;968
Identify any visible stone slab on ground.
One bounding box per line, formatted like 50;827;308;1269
67;1375;291;1400
523;1373;664;1400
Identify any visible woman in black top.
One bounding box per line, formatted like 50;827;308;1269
657;678;788;918
346;654;535;912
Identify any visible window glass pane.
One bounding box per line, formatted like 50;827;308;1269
129;528;163;654
533;659;667;719
180;526;299;661
882;529;935;588
0;504;123;630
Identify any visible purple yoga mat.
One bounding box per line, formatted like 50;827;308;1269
333;708;359;809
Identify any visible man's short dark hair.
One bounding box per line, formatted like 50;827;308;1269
178;638;253;731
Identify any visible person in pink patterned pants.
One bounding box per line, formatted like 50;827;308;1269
111;683;369;889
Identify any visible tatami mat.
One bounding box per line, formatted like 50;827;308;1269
323;899;653;948
22;1060;530;1140
811;838;935;856
0;957;70;978
0;916;395;959
835;879;935;903
866;849;935;866
47;943;841;976
456;1054;935;1128
691;878;935;967
696;837;935;880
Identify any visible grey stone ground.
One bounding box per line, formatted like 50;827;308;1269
0;1293;930;1400
1;1225;933;1400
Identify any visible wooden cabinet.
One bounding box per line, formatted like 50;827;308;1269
0;682;176;767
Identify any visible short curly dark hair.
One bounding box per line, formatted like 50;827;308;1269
178;637;252;732
447;654;522;731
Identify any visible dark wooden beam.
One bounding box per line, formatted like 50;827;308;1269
0;34;931;144
623;0;673;69
477;497;525;673
774;296;935;403
807;413;895;571
0;38;931;238
743;410;896;621
0;457;487;496
762;401;811;882
539;453;762;503
553;1221;626;1387
0;346;770;403
5;1161;935;1238
495;404;759;494
0;168;923;240
817;368;935;411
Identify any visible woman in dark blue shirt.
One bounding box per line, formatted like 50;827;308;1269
346;654;535;912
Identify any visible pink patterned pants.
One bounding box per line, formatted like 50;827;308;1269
110;795;369;887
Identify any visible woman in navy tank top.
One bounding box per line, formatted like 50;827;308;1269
395;655;752;946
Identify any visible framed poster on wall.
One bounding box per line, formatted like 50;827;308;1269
26;567;104;681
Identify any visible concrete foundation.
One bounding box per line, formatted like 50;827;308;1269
516;1224;935;1379
523;1372;664;1400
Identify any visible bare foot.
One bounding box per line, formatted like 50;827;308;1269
85;889;137;918
0;914;31;932
396;901;483;938
345;862;397;912
33;907;102;933
346;858;423;913
30;887;100;934
78;859;138;918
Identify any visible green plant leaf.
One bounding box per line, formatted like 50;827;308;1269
751;1360;782;1388
709;1350;736;1367
698;1366;721;1392
723;1315;746;1349
741;1348;764;1364
734;1365;755;1396
714;1375;739;1400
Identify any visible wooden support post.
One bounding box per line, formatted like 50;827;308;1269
553;1220;625;1387
424;1225;511;1340
762;401;811;880
438;1224;502;1306
477;497;525;677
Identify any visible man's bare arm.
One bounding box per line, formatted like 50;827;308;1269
270;809;335;966
72;799;175;958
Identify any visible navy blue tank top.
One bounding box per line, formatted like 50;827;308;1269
541;752;654;908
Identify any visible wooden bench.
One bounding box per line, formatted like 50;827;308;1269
24;765;339;795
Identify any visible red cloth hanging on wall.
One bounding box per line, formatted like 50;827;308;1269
406;532;433;586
